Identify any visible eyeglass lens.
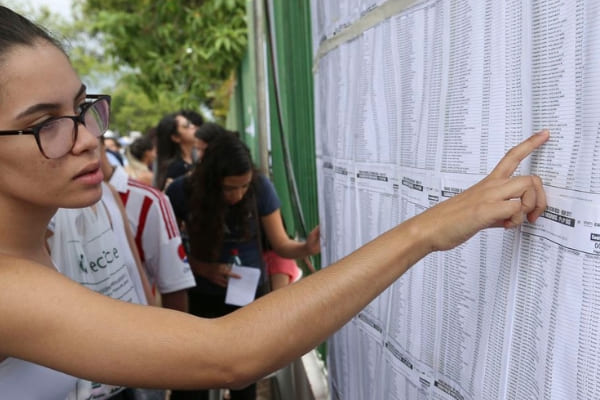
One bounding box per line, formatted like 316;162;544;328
39;98;110;159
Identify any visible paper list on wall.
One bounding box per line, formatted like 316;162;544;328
502;191;600;399
383;171;438;381
313;0;600;399
328;325;356;400
391;2;445;171
529;0;600;193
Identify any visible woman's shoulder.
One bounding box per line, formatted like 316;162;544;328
0;255;74;292
253;173;281;213
0;254;52;274
165;174;186;193
254;173;273;191
164;175;190;213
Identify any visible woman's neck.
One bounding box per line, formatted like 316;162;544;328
179;144;195;164
0;195;56;265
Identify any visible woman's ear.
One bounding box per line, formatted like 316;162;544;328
170;133;181;144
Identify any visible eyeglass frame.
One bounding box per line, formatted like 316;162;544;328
0;94;112;159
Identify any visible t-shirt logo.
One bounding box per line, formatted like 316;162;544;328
178;243;188;263
77;248;120;273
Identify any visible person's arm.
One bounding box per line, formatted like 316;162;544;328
261;210;320;259
0;131;548;391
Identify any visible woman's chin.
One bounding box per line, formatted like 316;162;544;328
61;187;103;209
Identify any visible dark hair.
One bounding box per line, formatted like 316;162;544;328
154;112;182;189
103;137;121;149
180;109;204;127
187;132;258;261
194;122;237;144
128;135;154;161
0;6;64;64
145;126;157;143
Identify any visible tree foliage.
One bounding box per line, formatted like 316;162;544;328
109;78;184;135
72;0;247;112
5;1;245;134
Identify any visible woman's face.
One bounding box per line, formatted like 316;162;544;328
172;115;197;148
104;138;120;153
143;147;157;165
222;171;252;205
0;41;103;210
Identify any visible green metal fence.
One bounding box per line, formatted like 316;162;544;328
228;0;319;267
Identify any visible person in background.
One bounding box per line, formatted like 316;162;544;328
195;122;227;161
104;136;120;153
101;138;196;313
0;6;549;399
266;250;303;290
181;109;204;128
165;132;318;400
194;123;303;291
125;134;156;186
154;112;199;190
104;136;126;167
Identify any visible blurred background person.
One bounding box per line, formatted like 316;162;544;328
101;137;196;314
154;112;199;190
166;131;319;400
181;109;204;128
195;122;227;161
104;135;127;167
125;134;156;186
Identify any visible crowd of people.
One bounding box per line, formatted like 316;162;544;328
0;5;550;400
52;95;309;400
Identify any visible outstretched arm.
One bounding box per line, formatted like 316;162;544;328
0;131;549;390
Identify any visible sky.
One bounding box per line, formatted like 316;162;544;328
9;0;115;93
20;0;73;19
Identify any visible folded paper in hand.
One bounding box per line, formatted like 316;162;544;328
225;265;261;306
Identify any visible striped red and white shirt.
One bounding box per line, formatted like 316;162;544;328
109;166;195;294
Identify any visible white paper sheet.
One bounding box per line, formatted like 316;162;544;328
225;265;261;307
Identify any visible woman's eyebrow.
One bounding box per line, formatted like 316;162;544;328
74;84;87;101
16;84;87;119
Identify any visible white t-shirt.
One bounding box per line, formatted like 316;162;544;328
47;183;150;399
48;183;147;305
0;357;77;400
110;166;195;294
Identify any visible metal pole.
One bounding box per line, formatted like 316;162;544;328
253;0;270;173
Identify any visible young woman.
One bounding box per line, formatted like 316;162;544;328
192;123;303;291
0;6;548;399
154;111;199;190
166;131;319;399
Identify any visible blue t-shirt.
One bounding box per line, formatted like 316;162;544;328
166;173;280;295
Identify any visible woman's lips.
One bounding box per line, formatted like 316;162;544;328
74;163;104;185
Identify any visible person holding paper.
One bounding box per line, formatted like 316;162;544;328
166;130;320;399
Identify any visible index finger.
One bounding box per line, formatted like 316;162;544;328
490;130;550;178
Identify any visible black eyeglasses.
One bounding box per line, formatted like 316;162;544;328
0;94;111;159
